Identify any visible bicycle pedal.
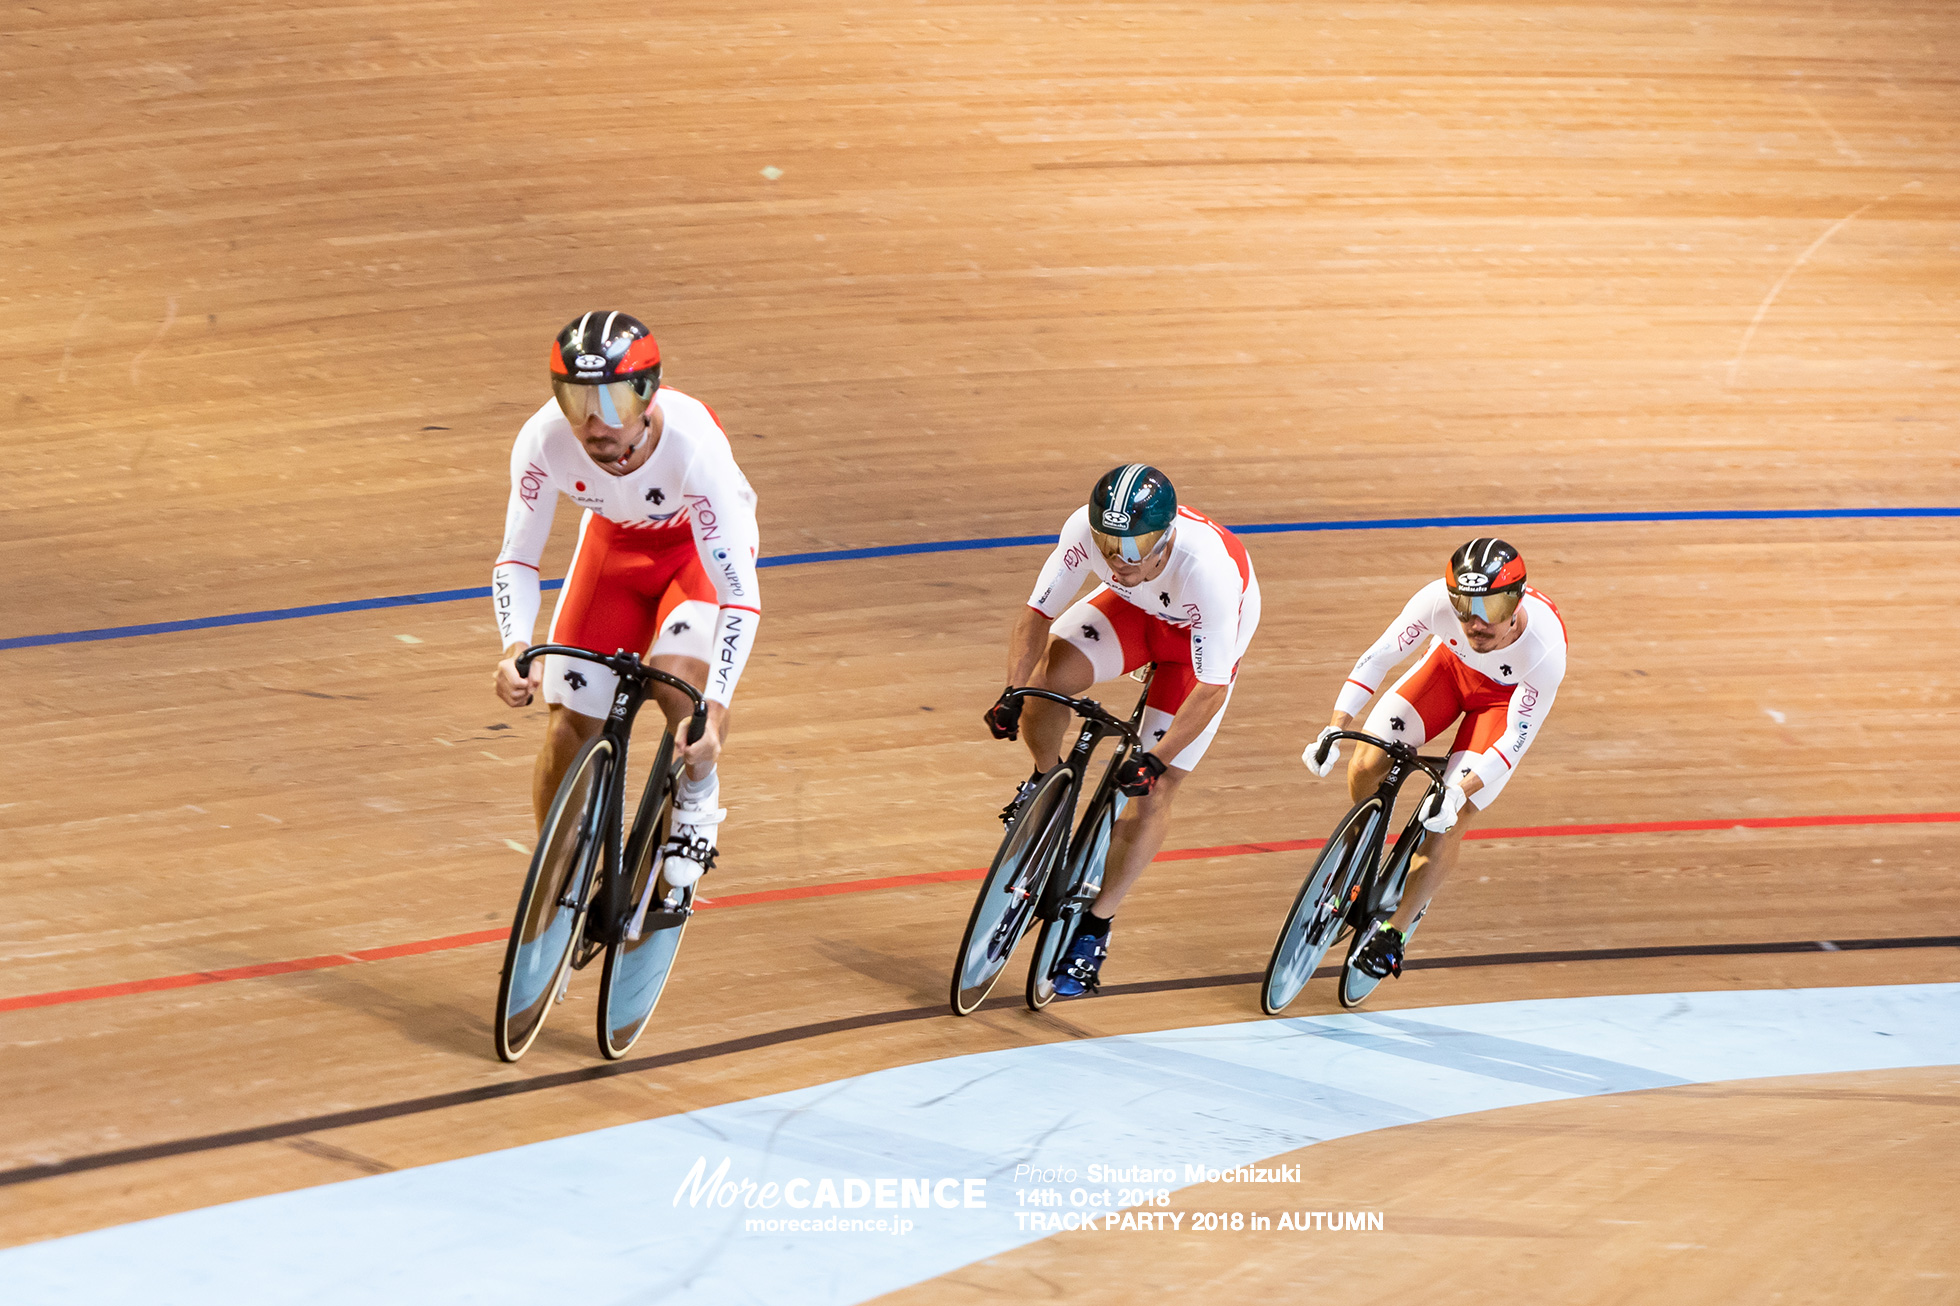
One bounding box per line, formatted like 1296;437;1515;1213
640;904;693;930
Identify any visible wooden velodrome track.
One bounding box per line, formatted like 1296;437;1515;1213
4;0;1958;1298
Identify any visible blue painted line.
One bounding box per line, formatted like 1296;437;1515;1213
4;506;1954;652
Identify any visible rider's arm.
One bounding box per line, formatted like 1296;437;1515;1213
493;427;559;655
1332;582;1448;718
1024;507;1096;626
1466;640;1566;791
1005;604;1053;685
683;443;763;708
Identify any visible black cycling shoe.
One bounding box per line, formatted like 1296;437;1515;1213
1353;921;1406;980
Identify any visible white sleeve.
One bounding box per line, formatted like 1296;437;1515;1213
492;433;558;649
683;442;763;707
1333;585;1444;717
1026;508;1095;617
1470;642;1566;790
1184;563;1241;687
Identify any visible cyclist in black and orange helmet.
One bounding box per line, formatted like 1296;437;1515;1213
1304;538;1569;983
491;312;762;898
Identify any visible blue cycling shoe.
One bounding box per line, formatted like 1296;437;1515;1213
1052;932;1108;998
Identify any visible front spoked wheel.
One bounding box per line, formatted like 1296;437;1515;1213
495;736;614;1062
951;767;1074;1016
596;731;686;1060
1260;797;1383;1016
1027;789;1121;1010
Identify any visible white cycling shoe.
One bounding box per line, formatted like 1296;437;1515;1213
659;802;726;893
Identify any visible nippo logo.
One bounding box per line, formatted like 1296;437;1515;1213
1455;572;1490;592
574;353;608;370
1101;509;1132;530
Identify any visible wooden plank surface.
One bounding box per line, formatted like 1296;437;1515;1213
1;0;1956;1291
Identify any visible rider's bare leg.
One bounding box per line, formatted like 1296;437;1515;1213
1021;637;1096;771
647;654;717;780
1389;805;1481;933
533;655;715;828
535;706;603;826
1088;765;1186;917
1346;741;1391;805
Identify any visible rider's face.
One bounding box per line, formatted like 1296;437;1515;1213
577;412;644;464
1097;529;1173;586
1458;611;1518;652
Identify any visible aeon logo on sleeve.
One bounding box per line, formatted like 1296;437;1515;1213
1061;543;1091;570
1395;621;1427;651
687;493;720;541
517;462;549;510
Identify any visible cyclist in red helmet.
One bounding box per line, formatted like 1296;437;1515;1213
491;312;762;893
1303;538;1568;982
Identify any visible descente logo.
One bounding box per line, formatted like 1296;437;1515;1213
673;1156;986;1210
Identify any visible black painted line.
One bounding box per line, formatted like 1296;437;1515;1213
4;933;1953;1189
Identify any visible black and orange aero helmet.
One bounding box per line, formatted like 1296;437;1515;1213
549;311;662;430
1445;538;1526;625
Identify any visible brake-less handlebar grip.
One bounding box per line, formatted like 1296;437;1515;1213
686;707;707;745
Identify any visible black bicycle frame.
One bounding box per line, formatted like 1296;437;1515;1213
1002;672;1151;914
1313;729;1449;925
514;644;708;943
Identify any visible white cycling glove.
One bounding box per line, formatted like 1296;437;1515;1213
1302;726;1342;778
1421;783;1469;833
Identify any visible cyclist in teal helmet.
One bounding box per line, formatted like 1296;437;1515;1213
983;465;1262;997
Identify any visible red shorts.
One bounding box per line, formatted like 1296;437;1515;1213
550;516;716;657
1048;588;1240;772
1385;642;1513;757
1086;589;1210;712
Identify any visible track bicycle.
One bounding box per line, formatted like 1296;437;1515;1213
1261;729;1450;1015
493;644;708;1063
949;669;1154;1016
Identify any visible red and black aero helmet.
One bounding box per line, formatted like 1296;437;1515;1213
549;311;662;429
1445;538;1526;624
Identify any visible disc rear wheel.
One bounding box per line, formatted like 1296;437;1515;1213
1027;790;1119;1010
597;731;689;1060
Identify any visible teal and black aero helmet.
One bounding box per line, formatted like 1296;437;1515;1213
1088;464;1178;563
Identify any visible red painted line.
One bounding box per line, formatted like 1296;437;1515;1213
348;928;509;963
4;810;1955;1015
